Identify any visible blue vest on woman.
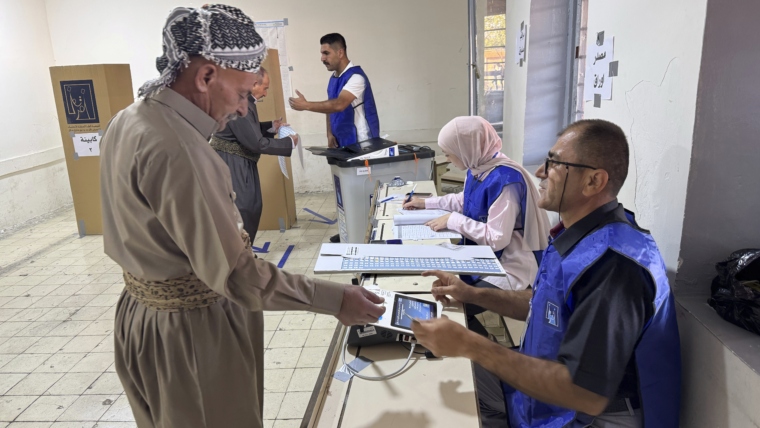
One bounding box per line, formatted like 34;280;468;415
326;66;380;147
459;166;527;284
504;211;681;427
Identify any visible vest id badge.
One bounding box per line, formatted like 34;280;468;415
545;301;560;328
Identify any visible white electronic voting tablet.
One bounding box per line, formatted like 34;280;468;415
365;287;443;335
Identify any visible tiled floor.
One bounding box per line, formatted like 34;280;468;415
0;192;351;428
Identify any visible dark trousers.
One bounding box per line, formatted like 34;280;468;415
465;279;501;337
475;365;643;428
216;151;262;240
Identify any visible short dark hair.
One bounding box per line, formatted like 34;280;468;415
560;119;629;196
320;33;346;51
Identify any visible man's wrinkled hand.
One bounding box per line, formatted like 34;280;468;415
411;316;470;358
335;286;385;326
273;117;289;132
288;90;309;111
422;270;473;305
402;197;426;210
425;214;452;232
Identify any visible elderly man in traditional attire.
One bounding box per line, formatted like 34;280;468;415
211;66;298;240
99;5;384;427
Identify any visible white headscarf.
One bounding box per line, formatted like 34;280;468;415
438;116;551;251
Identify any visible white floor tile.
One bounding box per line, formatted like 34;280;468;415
17;395;78;422
84;373;123;396
5;373;63;396
287;368;321;392
34;353;86;373
264;348;302;370
264;369;294;393
56;395;118;422
276;391;311;419
0;395;40;422
69;353;113;373
296;347;330;369
99;395;134;422
262;392;284;420
268;330;309;349
46;373;101;396
304;329;335;348
277;314;315;331
0;373;26;395
60;336;106;354
1;354;50;373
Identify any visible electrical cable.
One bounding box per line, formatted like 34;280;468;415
341;327;417;381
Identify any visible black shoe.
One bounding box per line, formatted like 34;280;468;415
329;233;340;243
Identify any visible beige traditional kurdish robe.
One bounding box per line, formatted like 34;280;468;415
100;88;345;428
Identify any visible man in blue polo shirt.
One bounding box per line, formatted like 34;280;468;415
289;33;381;242
288;33;380;148
412;119;681;427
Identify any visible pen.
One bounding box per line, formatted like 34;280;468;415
405;184;417;204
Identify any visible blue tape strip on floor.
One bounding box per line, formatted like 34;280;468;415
303;208;337;225
252;242;270;253
277;245;295;268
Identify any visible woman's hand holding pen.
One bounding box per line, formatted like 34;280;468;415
402;197;426;210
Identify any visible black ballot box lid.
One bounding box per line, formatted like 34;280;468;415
306;138;435;168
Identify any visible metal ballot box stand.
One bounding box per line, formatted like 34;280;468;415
308;142;435;243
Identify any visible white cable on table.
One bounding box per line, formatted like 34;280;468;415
341;327;417;381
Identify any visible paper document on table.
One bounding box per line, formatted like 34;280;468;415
393;225;461;240
393;209;451;225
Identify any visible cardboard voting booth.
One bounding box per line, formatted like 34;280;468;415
49;64;134;236
255;49;297;231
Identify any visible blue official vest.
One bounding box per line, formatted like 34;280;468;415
504;212;681;427
327;66;380;147
459;166;527;285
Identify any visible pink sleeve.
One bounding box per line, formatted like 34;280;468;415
424;192;464;212
445;184;521;252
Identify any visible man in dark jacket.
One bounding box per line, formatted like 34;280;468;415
211;67;299;240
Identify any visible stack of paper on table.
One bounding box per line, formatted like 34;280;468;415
392;224;462;240
314;243;506;276
393;209;451;225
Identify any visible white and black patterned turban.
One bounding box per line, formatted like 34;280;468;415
138;4;267;98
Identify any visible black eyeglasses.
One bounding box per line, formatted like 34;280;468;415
544;157;598;173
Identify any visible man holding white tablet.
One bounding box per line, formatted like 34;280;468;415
411;120;681;428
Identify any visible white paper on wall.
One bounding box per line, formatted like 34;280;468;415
584;35;614;101
72;132;100;157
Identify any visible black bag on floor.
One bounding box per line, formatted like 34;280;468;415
708;249;760;335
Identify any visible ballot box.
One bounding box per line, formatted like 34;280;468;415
328;146;434;243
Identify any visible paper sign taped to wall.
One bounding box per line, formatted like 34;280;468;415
72;132;100;157
584;35;614;101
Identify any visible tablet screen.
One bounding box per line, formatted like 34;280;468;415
391;295;437;330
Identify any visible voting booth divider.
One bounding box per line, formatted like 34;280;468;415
255;49;298;231
49;64;134;236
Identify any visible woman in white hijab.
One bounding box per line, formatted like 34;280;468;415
404;116;550;333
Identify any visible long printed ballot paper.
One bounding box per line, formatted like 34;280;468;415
314;243;506;276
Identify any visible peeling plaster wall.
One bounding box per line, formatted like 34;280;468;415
582;0;708;276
